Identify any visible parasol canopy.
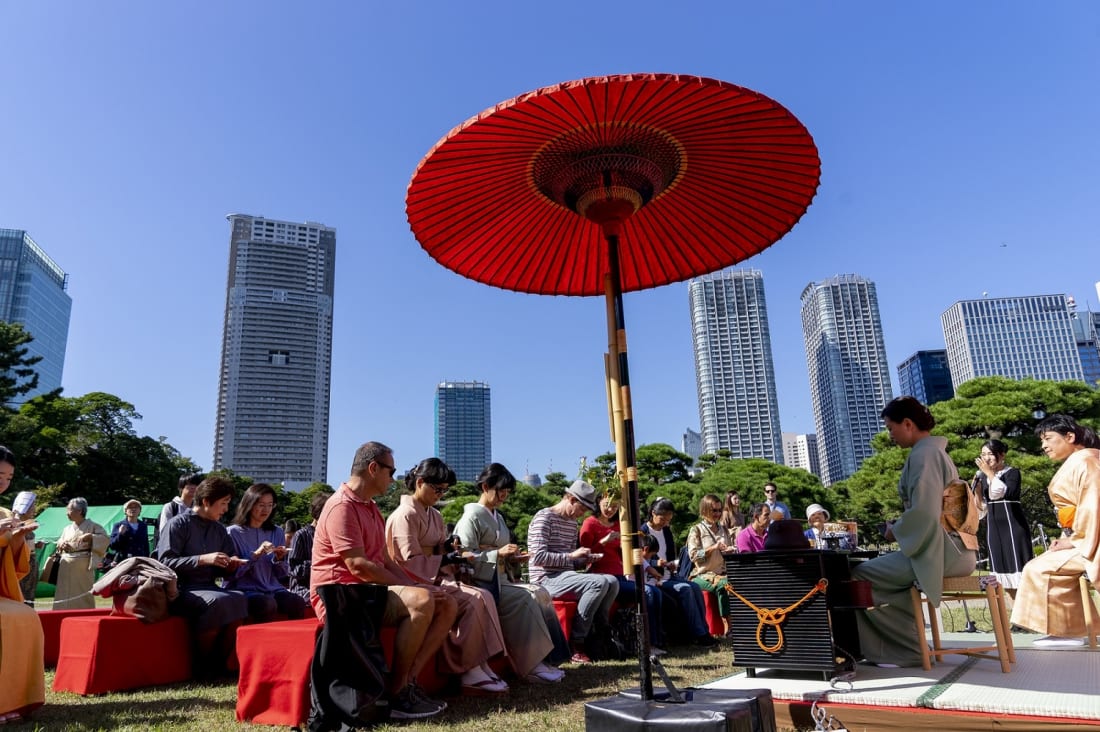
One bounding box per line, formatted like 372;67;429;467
406;73;820;296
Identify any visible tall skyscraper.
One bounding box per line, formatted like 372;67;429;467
800;274;893;487
689;269;783;462
213;214;335;489
941;294;1084;391
435;380;491;482
0;228;72;404
897;350;954;405
781;432;820;476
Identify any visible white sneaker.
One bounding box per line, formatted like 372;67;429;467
1033;635;1085;648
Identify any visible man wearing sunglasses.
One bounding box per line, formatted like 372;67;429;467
762;482;791;521
311;441;457;720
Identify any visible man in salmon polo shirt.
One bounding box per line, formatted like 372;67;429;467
310;441;457;720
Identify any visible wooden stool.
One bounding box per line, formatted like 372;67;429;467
1080;574;1099;649
909;575;1014;673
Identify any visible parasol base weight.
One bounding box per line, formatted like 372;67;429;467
586;688;776;732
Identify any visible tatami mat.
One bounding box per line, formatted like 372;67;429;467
705;633;1100;723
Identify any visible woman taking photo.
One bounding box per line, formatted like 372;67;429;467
385;458;509;694
640;497;717;646
580;493;665;651
226;483;309;622
0;446;44;724
454;462;565;682
973;439;1032;594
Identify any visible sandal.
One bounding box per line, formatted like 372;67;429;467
461;678;509;695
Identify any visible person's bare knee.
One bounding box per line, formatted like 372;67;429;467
402;586;436;624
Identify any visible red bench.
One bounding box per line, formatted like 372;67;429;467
52;615;192;695
235;619;450;727
37;608;111;667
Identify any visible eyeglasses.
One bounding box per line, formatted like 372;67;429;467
255;502;275;510
764;489;776;494
426;483;449;494
709;508;723;514
374;460;397;477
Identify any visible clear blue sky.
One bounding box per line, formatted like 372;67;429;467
2;3;1098;485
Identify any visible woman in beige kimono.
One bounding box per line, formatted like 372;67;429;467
0;446;45;724
53;497;109;610
1011;414;1100;646
385;458;508;694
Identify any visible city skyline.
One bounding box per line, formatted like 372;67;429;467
2;4;1097;484
212;214;335;488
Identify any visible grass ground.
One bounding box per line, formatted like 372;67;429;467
20;645;736;732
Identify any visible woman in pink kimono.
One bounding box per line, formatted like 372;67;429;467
1011;415;1100;646
385;458;508;694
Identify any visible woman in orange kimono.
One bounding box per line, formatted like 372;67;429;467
0;446;45;724
1011;415;1100;646
385;458;508;694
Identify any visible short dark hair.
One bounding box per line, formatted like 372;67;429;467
982;439;1008;457
404;457;456;492
476;463;516;493
750;502;770;520
179;473;204;492
881;396;935;431
195;476;235;507
283;519;300;534
643;534;659;552
0;445;15;466
649;497;676;516
350;442;393;477
309;491;333;521
1035;414;1100;448
232;483;276;528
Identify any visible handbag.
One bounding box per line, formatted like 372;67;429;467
41;549;61;585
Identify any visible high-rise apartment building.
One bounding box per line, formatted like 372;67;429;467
941;294;1084;391
435;381;491;482
681;427;703;463
213;214;335;489
800;274;893;487
897;350;954;405
689;269;783;462
0;228;72;404
1070;307;1100;390
781;432;820;476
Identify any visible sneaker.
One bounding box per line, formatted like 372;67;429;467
409;681;447;711
569;652;593;665
1033;635;1085;648
390;685;445;720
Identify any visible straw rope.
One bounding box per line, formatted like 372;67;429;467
727;578;828;653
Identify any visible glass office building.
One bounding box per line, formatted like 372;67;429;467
800;275;893;487
897;349;954;405
0;228;72;404
213;215;335;488
941;294;1084;391
435;381;492;483
689;269;783;462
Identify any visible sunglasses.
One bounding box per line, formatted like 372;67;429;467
374;460;397;477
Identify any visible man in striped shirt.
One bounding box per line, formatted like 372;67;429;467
528;480;619;664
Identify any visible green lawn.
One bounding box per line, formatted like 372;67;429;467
27;646;737;732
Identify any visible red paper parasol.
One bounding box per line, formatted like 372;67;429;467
407;73;819;698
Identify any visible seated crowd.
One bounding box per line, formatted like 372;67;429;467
29;401;1099;726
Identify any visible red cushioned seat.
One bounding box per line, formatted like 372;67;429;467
552;599;578;640
52;615;192;695
38;608;111;667
702;589;725;636
236;618;322;726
